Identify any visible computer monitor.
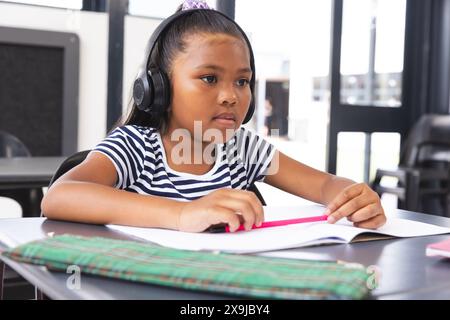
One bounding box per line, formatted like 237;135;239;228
0;26;79;156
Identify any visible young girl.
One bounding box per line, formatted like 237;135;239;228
42;1;386;233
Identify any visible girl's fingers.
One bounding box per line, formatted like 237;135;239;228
216;196;257;230
346;203;382;223
353;213;387;229
207;206;241;232
232;189;265;225
325;184;364;217
245;191;265;226
223;189;265;227
328;194;373;223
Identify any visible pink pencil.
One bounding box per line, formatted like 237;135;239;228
206;215;328;233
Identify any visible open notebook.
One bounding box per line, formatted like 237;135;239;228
107;205;450;254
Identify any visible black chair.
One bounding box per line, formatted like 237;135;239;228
0;131;30;157
247;183;266;206
372;115;450;216
47;150;91;188
0;131;43;217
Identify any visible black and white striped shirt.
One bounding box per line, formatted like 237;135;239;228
93;125;276;202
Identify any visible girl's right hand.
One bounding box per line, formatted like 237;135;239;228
177;189;264;233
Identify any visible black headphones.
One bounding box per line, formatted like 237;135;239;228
132;9;256;124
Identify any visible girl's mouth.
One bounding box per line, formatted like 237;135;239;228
213;113;236;128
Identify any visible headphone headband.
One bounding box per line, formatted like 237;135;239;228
133;9;256;124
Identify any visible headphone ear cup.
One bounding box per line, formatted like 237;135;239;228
149;69;171;113
133;69;153;112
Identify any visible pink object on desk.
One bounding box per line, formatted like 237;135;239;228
426;238;450;258
224;214;328;233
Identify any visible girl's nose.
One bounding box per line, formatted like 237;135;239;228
218;86;237;106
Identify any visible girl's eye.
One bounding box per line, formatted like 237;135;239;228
200;75;217;84
237;78;250;87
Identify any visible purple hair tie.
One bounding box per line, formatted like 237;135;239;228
182;0;210;10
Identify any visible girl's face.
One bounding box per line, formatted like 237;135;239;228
167;32;252;144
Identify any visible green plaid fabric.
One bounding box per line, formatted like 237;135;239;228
2;234;371;299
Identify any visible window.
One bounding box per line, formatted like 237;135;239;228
340;0;406;107
337;131;401;182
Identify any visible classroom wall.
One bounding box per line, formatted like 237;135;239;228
0;2;108;151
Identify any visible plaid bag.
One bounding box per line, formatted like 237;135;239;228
2;234;371;299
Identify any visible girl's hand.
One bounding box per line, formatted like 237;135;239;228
325;183;386;229
177;189;264;233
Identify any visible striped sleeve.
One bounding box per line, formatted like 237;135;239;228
92;126;146;189
236;128;277;186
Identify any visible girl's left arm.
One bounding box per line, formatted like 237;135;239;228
264;151;386;229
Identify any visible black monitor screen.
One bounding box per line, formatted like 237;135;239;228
0;43;64;156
